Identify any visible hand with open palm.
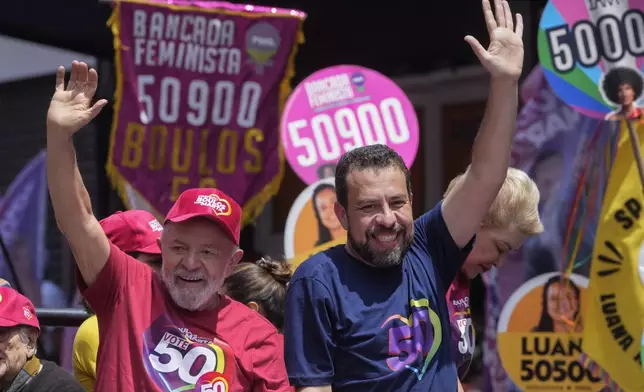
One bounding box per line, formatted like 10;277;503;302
465;0;524;82
46;61;108;136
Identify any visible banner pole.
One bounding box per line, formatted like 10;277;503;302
625;119;644;192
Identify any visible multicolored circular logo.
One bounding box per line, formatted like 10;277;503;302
537;0;644;120
280;65;419;185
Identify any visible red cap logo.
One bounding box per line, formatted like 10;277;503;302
148;219;163;232
194;194;232;217
23;306;33;320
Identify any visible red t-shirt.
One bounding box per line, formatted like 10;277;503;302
77;242;291;392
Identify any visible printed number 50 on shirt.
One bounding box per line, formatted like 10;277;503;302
144;323;233;392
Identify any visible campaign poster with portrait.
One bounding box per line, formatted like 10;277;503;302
538;0;644;121
280;65;420;185
496;273;603;391
284;178;346;269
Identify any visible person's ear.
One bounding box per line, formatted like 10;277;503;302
26;328;39;359
247;301;260;313
334;202;348;230
231;248;244;266
225;247;244;277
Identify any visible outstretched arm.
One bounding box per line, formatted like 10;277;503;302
47;61;109;286
442;0;524;247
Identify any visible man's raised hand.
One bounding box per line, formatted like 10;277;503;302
465;0;524;82
46;61;108;136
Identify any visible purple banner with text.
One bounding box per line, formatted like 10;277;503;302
107;0;305;224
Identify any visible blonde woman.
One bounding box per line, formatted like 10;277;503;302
445;168;544;390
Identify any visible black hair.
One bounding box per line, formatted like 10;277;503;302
335;144;411;208
532;275;581;332
601;67;644;106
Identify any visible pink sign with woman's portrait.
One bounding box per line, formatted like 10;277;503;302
283;178;346;269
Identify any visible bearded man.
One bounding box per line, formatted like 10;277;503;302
45;62;290;391
283;0;525;390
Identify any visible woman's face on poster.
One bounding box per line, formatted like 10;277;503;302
546;281;578;322
315;188;341;230
618;82;635;106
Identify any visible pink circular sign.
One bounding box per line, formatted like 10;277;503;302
281;65;420;185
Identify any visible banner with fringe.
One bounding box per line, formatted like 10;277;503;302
582;120;644;392
106;0;305;225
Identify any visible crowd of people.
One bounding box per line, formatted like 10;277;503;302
0;0;547;391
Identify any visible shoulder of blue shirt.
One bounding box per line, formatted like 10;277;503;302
291;245;344;282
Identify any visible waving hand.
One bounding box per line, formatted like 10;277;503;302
465;0;524;81
46;61;108;136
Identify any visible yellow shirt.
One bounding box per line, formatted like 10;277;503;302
72;314;99;392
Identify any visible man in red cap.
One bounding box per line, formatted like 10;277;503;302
72;209;163;391
45;62;290;391
0;287;84;391
98;209;163;270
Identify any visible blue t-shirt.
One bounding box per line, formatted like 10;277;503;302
284;202;474;391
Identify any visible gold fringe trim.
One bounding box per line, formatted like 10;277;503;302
104;1;307;227
240;20;306;227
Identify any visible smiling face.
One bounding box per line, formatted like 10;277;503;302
618;82;635;106
461;226;528;278
159;218;243;311
335;166;414;268
315;187;342;231
546;281;578;324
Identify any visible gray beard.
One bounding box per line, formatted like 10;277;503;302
161;269;219;311
347;229;413;268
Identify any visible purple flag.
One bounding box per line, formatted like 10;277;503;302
0;150;48;307
105;0;306;224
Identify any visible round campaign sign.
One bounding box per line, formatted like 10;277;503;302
195;372;229;392
538;0;644;120
284;177;347;265
497;273;603;391
280;65;419;185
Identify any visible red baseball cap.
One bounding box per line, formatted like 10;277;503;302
100;210;163;254
165;188;241;245
0;287;40;331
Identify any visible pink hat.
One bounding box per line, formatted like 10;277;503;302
165;188;241;245
99;210;163;254
0;287;40;331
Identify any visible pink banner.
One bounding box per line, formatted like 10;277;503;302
106;0;305;224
